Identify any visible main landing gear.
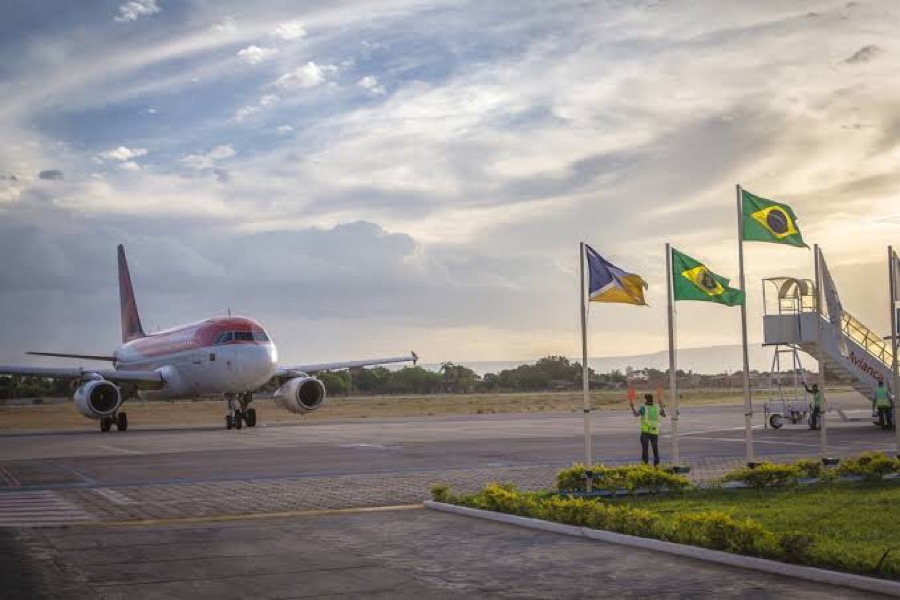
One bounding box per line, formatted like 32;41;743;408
99;412;128;432
225;393;257;430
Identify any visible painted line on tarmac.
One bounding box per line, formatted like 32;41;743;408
49;461;96;484
685;436;845;450
679;426;765;436
95;444;143;456
0;466;21;488
73;503;424;528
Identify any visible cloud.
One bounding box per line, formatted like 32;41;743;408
273;21;306;41
274;62;333;89
97;147;148;162
237;45;278;65
120;161;141;171
233;105;260;121
846;45;882;64
233;94;279;122
146;107;158;114
211;16;237;34
114;0;160;23
38;170;64;181
276;125;294;135
358;75;386;95
180;145;236;169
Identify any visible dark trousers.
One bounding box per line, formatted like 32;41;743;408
877;407;894;430
809;406;820;430
640;432;660;466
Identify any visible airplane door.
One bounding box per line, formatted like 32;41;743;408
192;349;201;365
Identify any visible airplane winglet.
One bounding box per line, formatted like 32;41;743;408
411;351;419;365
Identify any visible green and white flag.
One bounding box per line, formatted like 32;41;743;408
671;247;744;306
741;189;808;248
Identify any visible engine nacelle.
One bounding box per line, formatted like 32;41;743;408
74;380;123;419
273;377;326;414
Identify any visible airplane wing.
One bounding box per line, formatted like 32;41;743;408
0;365;164;389
275;352;418;377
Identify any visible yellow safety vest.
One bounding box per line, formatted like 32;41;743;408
641;405;659;435
875;386;891;408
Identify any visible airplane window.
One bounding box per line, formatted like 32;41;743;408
216;332;234;345
253;330;270;342
234;331;254;341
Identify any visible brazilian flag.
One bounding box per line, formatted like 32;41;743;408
741;189;807;248
671;248;744;306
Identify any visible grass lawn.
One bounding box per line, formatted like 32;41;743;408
613;483;900;577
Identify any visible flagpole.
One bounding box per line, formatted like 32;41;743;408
736;184;755;465
814;244;829;458
890;245;899;456
580;242;593;492
666;243;679;465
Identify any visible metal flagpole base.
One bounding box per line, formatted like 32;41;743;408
671;465;691;474
746;462;761;469
821;457;840;467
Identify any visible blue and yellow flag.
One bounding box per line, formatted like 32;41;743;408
585;244;648;305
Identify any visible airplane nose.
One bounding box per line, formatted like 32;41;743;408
267;343;278;370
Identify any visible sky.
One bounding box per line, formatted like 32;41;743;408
0;0;898;370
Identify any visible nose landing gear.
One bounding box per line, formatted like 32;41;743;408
225;393;256;430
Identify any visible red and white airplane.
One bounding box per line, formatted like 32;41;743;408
0;245;417;432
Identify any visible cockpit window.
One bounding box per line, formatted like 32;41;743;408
215;332;234;345
214;329;269;344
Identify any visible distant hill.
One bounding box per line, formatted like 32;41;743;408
425;344;815;376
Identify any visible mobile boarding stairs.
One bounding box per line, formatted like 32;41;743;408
761;277;893;429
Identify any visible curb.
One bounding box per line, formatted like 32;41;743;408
424;501;900;598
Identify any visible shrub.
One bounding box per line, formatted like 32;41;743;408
777;531;816;563
834;452;900;481
556;463;588;492
670;511;779;556
721;463;801;489
556;463;692;493
622;464;691;494
430;483;453;503
793;459;826;480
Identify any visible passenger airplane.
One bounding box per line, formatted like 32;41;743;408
0;245;417;432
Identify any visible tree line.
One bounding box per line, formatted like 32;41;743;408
0;355;791;399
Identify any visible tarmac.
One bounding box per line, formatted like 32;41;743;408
1;394;896;598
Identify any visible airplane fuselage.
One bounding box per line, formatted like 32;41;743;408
115;316;278;399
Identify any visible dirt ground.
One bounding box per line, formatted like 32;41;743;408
0;390;749;431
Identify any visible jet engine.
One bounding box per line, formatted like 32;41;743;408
273;377;326;414
74;379;123;419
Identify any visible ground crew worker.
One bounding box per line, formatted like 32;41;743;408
874;380;894;431
804;382;822;430
630;393;666;466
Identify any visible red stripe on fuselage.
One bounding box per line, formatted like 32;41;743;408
118;316;270;360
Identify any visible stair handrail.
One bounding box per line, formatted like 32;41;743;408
840;311;893;367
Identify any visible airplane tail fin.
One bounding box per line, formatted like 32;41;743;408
118;244;146;343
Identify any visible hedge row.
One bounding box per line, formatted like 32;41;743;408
555;463;691;493
432;483;817;563
723;452;900;489
556;452;900;492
